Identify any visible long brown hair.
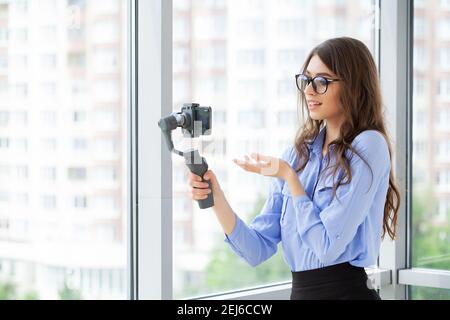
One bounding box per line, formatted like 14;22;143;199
294;37;400;240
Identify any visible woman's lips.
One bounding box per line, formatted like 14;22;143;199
308;102;322;110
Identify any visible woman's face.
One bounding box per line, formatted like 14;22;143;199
303;55;343;123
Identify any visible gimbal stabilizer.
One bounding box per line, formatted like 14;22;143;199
158;103;214;209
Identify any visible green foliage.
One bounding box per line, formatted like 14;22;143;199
23;290;39;300
410;286;450;300
410;185;450;300
411;187;450;270
58;281;82;300
0;281;16;300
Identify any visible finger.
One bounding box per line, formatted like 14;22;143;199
203;170;212;181
191;188;211;197
190;180;209;189
189;172;202;182
250;153;259;162
233;159;259;174
233;158;249;169
193;194;209;200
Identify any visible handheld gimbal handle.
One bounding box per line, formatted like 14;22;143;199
184;150;214;209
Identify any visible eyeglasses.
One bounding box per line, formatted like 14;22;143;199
295;73;341;95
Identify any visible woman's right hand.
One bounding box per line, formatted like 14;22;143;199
188;170;220;201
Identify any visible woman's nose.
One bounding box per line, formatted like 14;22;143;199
303;81;316;95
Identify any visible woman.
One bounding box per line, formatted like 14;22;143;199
187;37;400;300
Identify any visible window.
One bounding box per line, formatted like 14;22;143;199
412;0;450;300
94;195;118;212
0;111;9;126
73;138;88;152
92;20;118;43
40;26;57;42
13;0;28;14
0;0;129;300
237;19;265;38
11;55;27;70
41;195;57;210
277;18;306;36
94;108;118;128
172;0;377;299
73;195;87;209
41;54;57;69
68;52;86;68
94;81;119;102
68;167;87;181
73;110;87;124
11;28;28;43
94;138;117;156
41;138;57;152
41;111;57;127
93;48;118;72
42;83;57;97
94;166;117;183
278;49;305;66
236;49;265;66
237;110;265;128
42;167;57;181
277;111;298;127
12;111;28;126
91;0;119;14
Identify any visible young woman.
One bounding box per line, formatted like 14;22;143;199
187;37;400;300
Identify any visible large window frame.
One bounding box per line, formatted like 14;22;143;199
133;0;450;300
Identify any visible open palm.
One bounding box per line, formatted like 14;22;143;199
233;153;292;180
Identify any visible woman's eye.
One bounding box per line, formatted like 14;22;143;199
316;77;327;86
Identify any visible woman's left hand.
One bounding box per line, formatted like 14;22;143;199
232;153;294;181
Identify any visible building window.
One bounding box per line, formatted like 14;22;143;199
68;167;87;181
74;195;87;209
41;195;57;210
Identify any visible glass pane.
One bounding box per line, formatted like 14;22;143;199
412;0;450;271
172;0;377;298
410;286;450;300
0;0;129;299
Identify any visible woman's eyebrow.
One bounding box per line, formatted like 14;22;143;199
305;70;334;77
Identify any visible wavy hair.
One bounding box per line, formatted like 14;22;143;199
294;37;400;240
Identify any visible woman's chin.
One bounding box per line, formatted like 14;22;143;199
309;113;325;121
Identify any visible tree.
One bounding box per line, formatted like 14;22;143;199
58;281;82;300
23;290;39;300
410;185;450;299
0;281;16;300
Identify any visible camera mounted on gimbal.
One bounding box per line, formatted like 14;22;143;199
158;103;213;209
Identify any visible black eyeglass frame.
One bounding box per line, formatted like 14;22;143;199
295;73;341;94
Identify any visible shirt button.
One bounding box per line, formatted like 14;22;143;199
336;235;341;240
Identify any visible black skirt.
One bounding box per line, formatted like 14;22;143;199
290;262;381;300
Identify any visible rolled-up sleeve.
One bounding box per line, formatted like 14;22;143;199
292;131;391;265
224;147;293;267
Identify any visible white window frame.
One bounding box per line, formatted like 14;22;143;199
134;0;450;300
131;0;173;300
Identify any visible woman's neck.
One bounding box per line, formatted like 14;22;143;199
323;119;342;155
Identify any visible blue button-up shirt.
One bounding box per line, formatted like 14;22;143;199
224;127;391;271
